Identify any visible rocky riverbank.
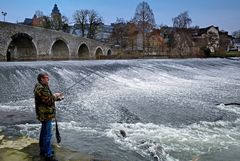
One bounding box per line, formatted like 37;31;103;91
0;135;109;161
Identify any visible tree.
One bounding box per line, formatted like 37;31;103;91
219;33;231;52
73;9;102;39
35;10;44;18
87;10;102;39
232;30;240;38
172;11;192;28
127;21;138;51
61;15;69;32
51;13;62;30
133;1;155;51
158;25;176;52
147;29;165;53
50;15;70;31
73;10;89;37
111;18;128;48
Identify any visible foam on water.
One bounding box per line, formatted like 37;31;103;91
16;121;101;139
216;104;240;115
107;70;194;92
0;98;34;111
53;67;80;87
105;118;240;161
1;59;240;161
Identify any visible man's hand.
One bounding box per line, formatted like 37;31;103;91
54;92;64;101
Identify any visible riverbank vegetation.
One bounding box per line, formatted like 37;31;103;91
209;51;240;58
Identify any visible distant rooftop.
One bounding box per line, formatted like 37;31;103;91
23;18;32;25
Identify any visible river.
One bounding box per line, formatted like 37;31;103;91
0;58;240;161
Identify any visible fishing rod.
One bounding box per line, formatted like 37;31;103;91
55;118;61;144
63;70;97;93
55;68;116;137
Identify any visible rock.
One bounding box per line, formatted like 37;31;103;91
0;136;110;161
120;130;126;138
0;148;32;161
0;135;4;142
21;143;93;161
0;136;37;150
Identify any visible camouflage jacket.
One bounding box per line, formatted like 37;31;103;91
34;82;57;121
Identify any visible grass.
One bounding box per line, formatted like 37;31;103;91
210;51;240;58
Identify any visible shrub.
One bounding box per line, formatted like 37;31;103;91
200;47;211;57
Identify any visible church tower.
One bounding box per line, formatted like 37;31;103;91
51;4;62;30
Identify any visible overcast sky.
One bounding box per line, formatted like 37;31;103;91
1;0;240;34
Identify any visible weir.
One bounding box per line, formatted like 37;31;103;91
0;58;240;161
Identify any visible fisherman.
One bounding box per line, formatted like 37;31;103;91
34;72;64;161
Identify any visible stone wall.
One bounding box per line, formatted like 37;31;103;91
0;21;112;61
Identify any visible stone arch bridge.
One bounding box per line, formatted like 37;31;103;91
0;21;113;61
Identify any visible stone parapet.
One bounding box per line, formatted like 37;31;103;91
0;21;113;61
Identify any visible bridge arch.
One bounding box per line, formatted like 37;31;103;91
6;33;37;61
107;49;112;55
95;47;103;59
51;38;69;59
78;43;90;58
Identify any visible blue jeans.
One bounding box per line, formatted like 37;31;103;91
39;120;52;157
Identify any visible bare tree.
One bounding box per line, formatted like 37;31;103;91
87;10;102;39
133;1;155;51
73;9;102;39
111;18;128;48
73;10;89;37
35;10;44;18
62;15;69;32
172;11;192;28
127;21;138;51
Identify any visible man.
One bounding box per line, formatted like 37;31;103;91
34;72;64;161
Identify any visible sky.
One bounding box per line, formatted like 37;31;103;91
1;0;240;34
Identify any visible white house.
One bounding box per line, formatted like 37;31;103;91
233;38;240;51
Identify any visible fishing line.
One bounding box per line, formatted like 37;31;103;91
63;70;97;93
55;69;99;143
62;68;116;94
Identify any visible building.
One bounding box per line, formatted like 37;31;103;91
130;25;231;57
32;14;49;28
50;4;62;30
95;23;113;42
192;25;220;52
23;18;33;25
21;4;62;30
231;38;240;51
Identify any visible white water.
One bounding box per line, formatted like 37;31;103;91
0;58;240;161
